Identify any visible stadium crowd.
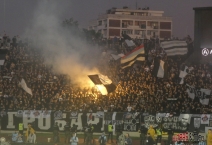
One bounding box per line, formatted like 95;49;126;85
0;34;212;115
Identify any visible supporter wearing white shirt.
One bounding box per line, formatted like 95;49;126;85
127;103;132;112
27;132;36;144
207;72;211;78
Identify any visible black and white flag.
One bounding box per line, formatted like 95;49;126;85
179;66;188;84
125;40;135;47
111;53;124;61
122;33;135;47
160;40;188;56
186;84;211;105
121;45;145;69
152;58;168;78
88;74;116;95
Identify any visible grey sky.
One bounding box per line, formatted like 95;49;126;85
0;0;211;38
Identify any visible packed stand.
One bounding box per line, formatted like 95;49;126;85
0;34;212;115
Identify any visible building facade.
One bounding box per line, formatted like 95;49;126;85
88;7;172;40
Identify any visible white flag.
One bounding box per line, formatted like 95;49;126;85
179;66;188;84
20;79;32;95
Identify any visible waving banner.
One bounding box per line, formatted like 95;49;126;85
186;84;211;105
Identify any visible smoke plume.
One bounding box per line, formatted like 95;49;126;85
24;1;101;87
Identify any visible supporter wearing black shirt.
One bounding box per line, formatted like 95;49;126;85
167;126;174;145
64;122;70;143
139;122;148;145
146;133;154;145
70;124;77;134
53;122;59;143
115;124;123;144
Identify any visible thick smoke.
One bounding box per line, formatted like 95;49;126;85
24;1;101;87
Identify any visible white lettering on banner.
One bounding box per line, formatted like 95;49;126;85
86;113;103;131
71;113;83;130
23;117;35;128
124;124;136;131
163;116;178;122
7;112;16;129
70;113;103;131
55;120;66;131
144;115;157;128
123;119;139;131
38;117;51;130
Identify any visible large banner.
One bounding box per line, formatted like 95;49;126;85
141;113;206;133
186;84;211;105
1;111;212;133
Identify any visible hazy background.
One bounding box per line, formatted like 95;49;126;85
24;1;102;87
0;0;211;38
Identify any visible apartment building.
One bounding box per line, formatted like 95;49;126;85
88;7;172;40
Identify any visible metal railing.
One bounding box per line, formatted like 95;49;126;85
98;14;172;21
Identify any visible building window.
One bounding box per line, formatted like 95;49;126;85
122;20;133;28
160;22;171;29
122;29;133;35
134;30;146;37
147;30;158;37
135;21;146;29
109;20;121;27
160;31;171;39
147;21;159;29
98;21;102;26
109;29;120;37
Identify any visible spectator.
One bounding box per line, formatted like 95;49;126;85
107;122;114;143
25;124;35;142
53;122;60;143
12;130;18;142
27;132;36;144
147;125;155;141
146;133;154;145
124;133;132;145
70;133;78;145
18;122;24;135
138;122;147;145
16;133;24;143
98;132;107;145
167;126;174;145
116;123;123;144
156;126;162;144
207;129;212;145
64;122;70;143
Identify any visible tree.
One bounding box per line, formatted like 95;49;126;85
62;18;79;35
83;29;102;41
62;18;102;41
